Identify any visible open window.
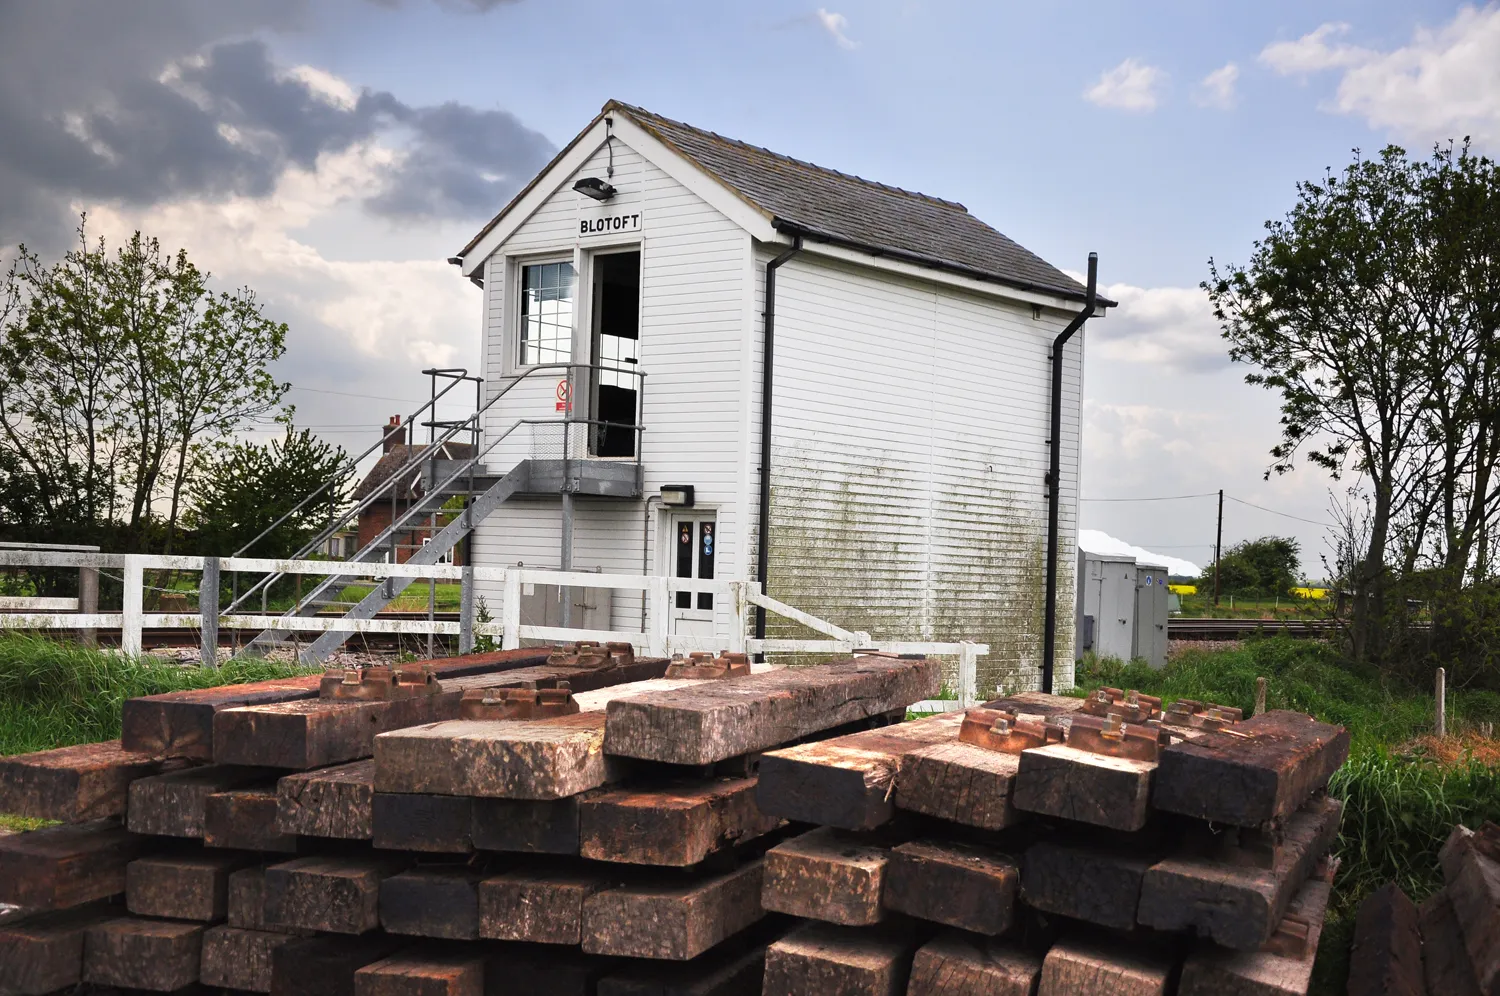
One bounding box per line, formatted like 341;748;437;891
589;251;640;457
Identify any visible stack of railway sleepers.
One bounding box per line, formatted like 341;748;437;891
754;689;1350;996
1344;820;1500;996
0;647;940;996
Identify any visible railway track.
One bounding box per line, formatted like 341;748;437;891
1168;617;1338;640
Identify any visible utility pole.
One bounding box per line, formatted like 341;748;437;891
1213;488;1224;606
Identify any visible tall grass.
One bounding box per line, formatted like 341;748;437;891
0;634;316;756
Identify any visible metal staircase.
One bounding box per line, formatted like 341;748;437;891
226;363;644;665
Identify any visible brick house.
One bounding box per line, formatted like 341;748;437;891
353;416;473;565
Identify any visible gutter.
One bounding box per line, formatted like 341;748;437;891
754;236;804;643
1042;253;1098;693
771;219;1111;308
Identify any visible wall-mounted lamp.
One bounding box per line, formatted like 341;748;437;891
1031;304;1043;321
573;177;617;201
446;256;464;266
660;485;695;507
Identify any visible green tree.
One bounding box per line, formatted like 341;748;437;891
1201;536;1301;599
0;217;289;547
186;427;353;558
1206;144;1500;661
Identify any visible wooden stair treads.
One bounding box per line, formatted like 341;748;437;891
126;763;275;837
1178;875;1331;996
81;915;205;991
906;930;1044;996
1152;710;1349;827
0;819;150;909
270;934;405;996
264;854;409;935
882;838;1018;936
762;920;919;996
895;740;1023;830
0;740;183;824
354;949;486;996
1037;936;1176;996
760;827;894;927
276;759;375;839
378;865;488;940
754;713;963;830
1420;887;1483;996
0;905;118;996
478;863;624;945
1137;795;1342;949
1440;823;1500;994
373;793;473;853
126;851;255;921
205;786;299;851
581;858;766;960
578;775;778;866
1020;838;1160;932
603;657;940;766
1345;882;1424;996
122;649;550;759
201;925;302;993
1013;744;1157;832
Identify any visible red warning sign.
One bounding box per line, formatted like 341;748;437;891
555;379;572;412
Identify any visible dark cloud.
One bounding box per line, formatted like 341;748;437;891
366;102;556;220
0;0;552;251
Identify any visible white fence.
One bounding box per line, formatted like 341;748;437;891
0;551;987;704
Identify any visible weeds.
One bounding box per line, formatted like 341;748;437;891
0;634;316;756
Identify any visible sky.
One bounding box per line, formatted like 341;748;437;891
2;0;1497;581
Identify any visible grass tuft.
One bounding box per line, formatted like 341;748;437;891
0;633;317;756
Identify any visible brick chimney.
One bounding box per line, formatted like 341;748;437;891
382;415;406;453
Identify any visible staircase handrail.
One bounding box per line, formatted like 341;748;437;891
225;363;563;614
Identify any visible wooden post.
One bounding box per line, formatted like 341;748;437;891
647;575;669;658
79;564;99;648
200;557;219;669
502;569;521;650
458;565;476;655
958;642;978;708
1254;676;1267;717
1437;667;1447;739
121;556;143;658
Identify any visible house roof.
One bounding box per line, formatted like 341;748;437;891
460;100;1109;307
353;441;475;503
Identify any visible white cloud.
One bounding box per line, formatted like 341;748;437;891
1070;278;1227;373
1259;22;1368;75
1084;58;1166;112
816;9;858;50
1194;63;1240;110
1260;7;1500;146
1079;529;1201;577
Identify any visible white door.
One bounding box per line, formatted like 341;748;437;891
669;512;717;637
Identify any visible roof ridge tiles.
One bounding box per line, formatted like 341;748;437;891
607;100;969;213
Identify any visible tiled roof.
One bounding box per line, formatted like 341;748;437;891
461;101;1103;305
353;442;475;503
611;102;1095;302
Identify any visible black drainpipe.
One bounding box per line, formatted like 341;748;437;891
755;235;804;642
1041;252;1098;693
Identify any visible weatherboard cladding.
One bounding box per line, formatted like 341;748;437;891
464;109;1085;684
758;251;1081;692
470;135;749;634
